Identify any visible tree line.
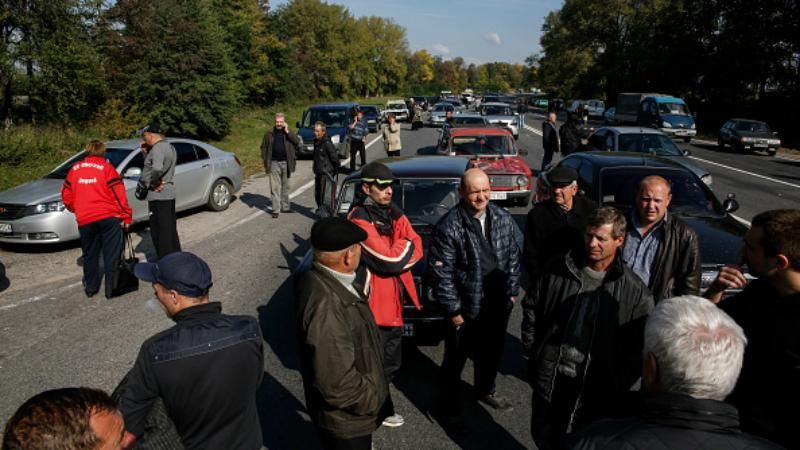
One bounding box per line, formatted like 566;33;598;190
533;0;799;146
1;0;534;141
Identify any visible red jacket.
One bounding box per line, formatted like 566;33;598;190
61;156;133;227
349;205;423;327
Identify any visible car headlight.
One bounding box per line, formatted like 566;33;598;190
741;137;753;142
701;174;713;186
516;175;528;187
769;139;781;145
30;201;66;214
331;135;340;144
691;123;696;129
661;121;673;128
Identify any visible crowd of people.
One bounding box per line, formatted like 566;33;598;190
3;114;798;450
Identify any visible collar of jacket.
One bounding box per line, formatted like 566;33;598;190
456;201;500;228
563;249;626;283
172;301;222;323
311;263;368;306
314;135;331;145
637;392;742;433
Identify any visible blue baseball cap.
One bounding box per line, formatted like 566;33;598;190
134;252;213;297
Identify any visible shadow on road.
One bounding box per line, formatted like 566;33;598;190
257;371;319;449
0;261;9;292
240;192;272;213
395;343;528;450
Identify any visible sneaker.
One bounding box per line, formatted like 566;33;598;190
271;212;279;219
479;393;513;411
381;413;404;428
281;208;293;213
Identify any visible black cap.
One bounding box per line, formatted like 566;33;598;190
547;166;578;186
310;217;367;252
360;162;393;186
143;119;161;134
134;252;213;297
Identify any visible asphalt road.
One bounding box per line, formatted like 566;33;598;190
0;113;798;449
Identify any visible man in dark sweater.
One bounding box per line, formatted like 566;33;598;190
261;112;299;218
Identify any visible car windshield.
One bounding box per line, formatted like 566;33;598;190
599;167;722;216
451;135;514;156
454;117;485;125
387;103;405;110
434;104;454;112
483;106;512;116
617;133;683;156
337;179;461;225
360;106;378;114
657;102;690;116
45;147;134;179
735;121;770;133
302;108;348;128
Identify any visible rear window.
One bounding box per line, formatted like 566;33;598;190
735;121;770;132
617;134;683;156
302;108;348;128
451;135;514;155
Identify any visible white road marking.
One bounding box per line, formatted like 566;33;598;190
0;282;83;311
688;156;800;190
524;124;543;136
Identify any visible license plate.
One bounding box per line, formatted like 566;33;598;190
675;130;688;135
402;323;414;337
754;143;767;148
0;223;11;233
490;192;507;200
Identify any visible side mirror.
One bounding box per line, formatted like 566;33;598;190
723;193;739;213
295;121;300;128
124;167;142;179
514;112;520;116
682;149;691;156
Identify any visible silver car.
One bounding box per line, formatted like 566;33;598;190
586;127;712;185
479;102;519;139
429;103;455;127
0;138;243;244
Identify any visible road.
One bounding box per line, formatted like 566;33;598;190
1;113;798;449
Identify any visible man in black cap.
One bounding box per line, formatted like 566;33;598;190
296;217;388;450
140;119;180;259
118;252;264;450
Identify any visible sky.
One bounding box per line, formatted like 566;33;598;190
270;0;564;64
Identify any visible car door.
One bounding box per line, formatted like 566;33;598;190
191;144;214;203
119;151;148;222
171;141;205;209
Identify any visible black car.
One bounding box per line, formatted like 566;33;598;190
300;156;471;344
554;152;749;294
718;118;781;156
359;105;381;133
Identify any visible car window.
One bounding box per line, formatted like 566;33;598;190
302;108;348;128
605;133;615;150
45;147;134;179
338;179;460;224
194;145;209;160
123;152;145;174
578;163;595;197
483;105;512;115
657;102;690;116
454;117;485;125
588;132;607;151
617;134;682;156
736;121;770;132
173;142;198;165
451;135;514;155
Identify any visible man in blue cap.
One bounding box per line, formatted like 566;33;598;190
118;252;264;450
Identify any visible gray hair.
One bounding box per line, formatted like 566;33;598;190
275;112;286;120
644;295;746;401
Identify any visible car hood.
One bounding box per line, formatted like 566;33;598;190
468;156;531;175
661;114;694;127
484;115;515;123
0;178;63;205
662;156;709;180
679;214;748;265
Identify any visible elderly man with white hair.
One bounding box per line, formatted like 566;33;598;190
566;295;781;449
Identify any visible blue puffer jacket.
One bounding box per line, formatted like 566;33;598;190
426;202;522;319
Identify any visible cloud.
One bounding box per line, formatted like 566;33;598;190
463;57;483;66
483;32;502;46
432;43;451;55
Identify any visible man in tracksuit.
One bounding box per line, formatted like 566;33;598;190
348;162;423;428
348;109;369;171
140;120;180;260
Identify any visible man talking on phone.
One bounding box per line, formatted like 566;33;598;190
261;112;299;218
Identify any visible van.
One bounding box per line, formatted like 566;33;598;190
615;92;662;124
637;96;696;143
296;102;359;158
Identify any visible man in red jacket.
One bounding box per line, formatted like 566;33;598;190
348;162;423;428
62;140;132;298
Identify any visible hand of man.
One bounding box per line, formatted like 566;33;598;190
510;296;516;304
153;181;165;193
451;314;464;327
705;265;747;303
121;222;130;231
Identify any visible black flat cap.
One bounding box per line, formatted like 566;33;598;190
311;217;367;252
360;162;393;185
547;166;578;185
143;119;161;134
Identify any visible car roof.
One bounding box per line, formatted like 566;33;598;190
310;102;359;109
563;151;690;170
729;118;767;124
649;96;685;104
595;126;665;136
482;102;512;107
449;127;512;137
345;156;469;181
105;137;212;150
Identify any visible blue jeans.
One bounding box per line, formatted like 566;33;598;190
79;217;123;298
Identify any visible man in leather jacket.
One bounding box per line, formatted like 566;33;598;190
312;121;340;208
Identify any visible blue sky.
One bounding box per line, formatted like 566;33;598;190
270;0;564;64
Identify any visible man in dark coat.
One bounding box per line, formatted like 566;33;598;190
312;121;341;208
296;217;388;450
558;113;581;155
567;295;781;450
704;209;800;449
261;112;299;218
426;168;522;423
541;111;559;170
524;207;654;449
623;175;701;303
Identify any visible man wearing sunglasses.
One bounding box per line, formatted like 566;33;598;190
348;162;423;429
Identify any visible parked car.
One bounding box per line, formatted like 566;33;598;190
479;102;519;139
603;107;617;125
637;95;697;143
429;103;455;127
554;152;748;294
358;105;381;133
585;127;712;185
440;127;532;205
585;99;605;117
305;156;472;344
296;102;358;158
383;99;410;122
0;139;243;244
567;99;587;114
719;118;781;156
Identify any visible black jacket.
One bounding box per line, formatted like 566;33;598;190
313;135;340;175
720;279;800;449
523;252;653;430
426;202;522;320
523;197;598;280
261;127;299;174
637;214;701;302
559;122;581;155
567;392;783;450
119;302;264;450
543;121;559;153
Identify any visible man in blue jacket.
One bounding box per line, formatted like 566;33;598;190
426;168;522;424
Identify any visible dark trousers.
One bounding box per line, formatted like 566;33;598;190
79;217;123;298
350;139;366;170
316;429;371;450
541;147;555;171
148;200;181;260
314;174;328;208
379;326;403;418
439;299;512;415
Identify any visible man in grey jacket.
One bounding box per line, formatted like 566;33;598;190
141;120;180;260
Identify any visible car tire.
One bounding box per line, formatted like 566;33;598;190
683;137;691;143
718;137;725;150
207;179;233;211
767;149;777;156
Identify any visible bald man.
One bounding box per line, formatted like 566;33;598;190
622;175;701;302
426;168;522;422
